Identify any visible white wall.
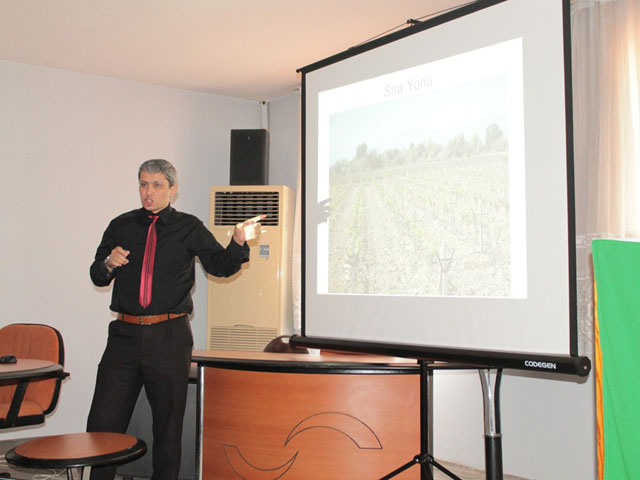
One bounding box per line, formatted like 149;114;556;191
267;92;299;191
0;59;261;438
433;370;595;479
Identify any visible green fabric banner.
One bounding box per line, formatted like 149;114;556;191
592;239;640;480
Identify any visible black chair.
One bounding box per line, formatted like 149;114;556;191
263;335;309;354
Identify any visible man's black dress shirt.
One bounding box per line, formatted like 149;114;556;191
90;205;249;316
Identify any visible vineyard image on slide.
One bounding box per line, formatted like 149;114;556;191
325;78;517;298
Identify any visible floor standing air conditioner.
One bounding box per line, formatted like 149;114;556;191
207;185;295;351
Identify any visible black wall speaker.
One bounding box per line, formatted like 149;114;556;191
230;129;269;185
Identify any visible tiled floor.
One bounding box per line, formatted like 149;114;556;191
433;460;530;479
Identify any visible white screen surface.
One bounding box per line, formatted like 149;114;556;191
303;0;575;356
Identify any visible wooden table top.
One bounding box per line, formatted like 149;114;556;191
6;432;147;469
192;349;421;374
0;358;63;380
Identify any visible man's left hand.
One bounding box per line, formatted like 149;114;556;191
233;214;267;245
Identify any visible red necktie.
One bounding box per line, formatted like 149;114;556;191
139;215;159;308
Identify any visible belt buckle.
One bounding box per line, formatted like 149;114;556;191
139;316;144;325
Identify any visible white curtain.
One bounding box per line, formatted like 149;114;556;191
572;0;640;237
571;0;640;352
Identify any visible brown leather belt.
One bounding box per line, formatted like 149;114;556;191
117;313;187;325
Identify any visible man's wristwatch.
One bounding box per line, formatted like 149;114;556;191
104;255;114;274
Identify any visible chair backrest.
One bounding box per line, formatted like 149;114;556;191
0;323;65;415
263;335;309;354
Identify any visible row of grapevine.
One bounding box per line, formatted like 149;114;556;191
326;153;514;297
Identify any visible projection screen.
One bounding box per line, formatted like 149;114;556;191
298;0;589;375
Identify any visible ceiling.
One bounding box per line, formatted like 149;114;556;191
0;0;466;101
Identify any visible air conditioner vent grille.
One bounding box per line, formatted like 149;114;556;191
209;325;278;352
214;191;279;226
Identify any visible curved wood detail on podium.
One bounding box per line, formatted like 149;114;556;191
202;362;420;479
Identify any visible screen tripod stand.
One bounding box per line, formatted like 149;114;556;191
379;361;504;480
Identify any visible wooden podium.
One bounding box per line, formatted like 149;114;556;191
192;350;421;480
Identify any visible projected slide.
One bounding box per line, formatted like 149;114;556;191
316;38;526;298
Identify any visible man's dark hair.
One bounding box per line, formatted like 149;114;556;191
139;159;178;187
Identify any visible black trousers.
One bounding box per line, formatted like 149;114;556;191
87;316;192;480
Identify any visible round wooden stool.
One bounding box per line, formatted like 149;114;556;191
5;432;146;480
